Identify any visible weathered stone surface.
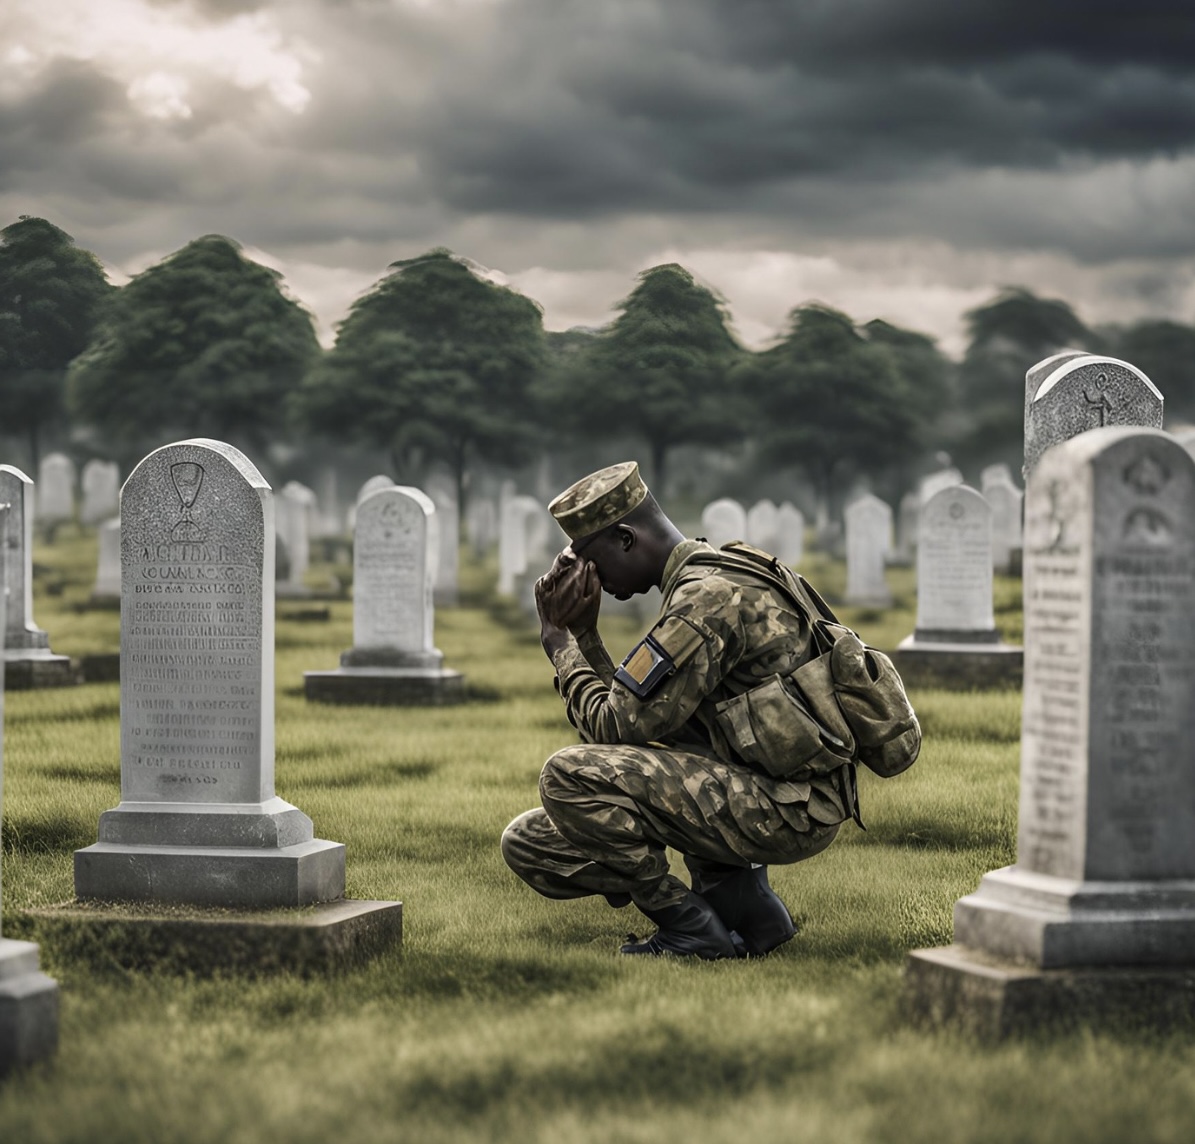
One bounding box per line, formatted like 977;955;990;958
0;511;60;1077
90;517;121;604
75;439;345;907
905;485;998;644
774;502;805;567
844;493;892;607
24;898;402;977
745;499;779;552
1024;354;1163;477
81;459;120;526
1023;349;1091;470
700;498;746;548
907;428;1195;1035
304;484;464;704
37;453;74;523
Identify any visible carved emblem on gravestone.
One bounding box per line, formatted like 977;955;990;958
1122;508;1172;547
948;502;964;520
170;462;206;541
1084;371;1115;428
1123;454;1169;496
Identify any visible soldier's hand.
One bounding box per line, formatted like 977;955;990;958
537;549;600;633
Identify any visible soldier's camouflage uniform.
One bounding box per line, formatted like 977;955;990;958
502;539;852;911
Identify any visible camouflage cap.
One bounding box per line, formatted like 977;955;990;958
549;461;648;543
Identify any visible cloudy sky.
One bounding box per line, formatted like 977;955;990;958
3;0;1194;355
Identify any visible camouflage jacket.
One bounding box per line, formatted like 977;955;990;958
551;540;851;820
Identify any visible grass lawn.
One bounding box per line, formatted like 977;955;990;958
1;529;1191;1143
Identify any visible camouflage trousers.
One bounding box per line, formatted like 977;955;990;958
501;742;841;911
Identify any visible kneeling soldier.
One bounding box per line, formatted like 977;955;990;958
501;462;875;959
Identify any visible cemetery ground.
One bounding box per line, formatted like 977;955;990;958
1;532;1193;1144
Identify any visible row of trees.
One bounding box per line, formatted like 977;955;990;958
3;215;1193;517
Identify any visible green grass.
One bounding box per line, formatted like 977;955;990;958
1;530;1192;1143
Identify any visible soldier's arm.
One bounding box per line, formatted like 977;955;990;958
573;627;616;686
552;576;745;744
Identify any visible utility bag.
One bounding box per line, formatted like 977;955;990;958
689;542;921;781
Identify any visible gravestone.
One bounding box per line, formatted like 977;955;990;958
774;502;805;567
1024;354;1163;478
305;486;464;704
74;439;346;907
844;494;892;607
892;491;919;566
0;503;60;1077
347;474;395;532
37;453;75;524
745;499;779;552
918;466;963;504
1023;349;1090;470
80;460;120;526
907;428;1195;1036
90;517;121;605
701;498;746;548
980;462;1014;492
426;473;459;607
466;496;498;558
984;477;1024;575
0;466;75;688
1171;426;1195;460
515;498;553;617
275;481;315;598
312;467;341;539
499;495;550;598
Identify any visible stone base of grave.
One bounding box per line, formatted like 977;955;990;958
953;865;1195;967
74;837;346;909
304;667;466;706
21;898;402;976
890;635;1022;690
4;650;79;690
904;944;1195;1040
0;938;59;1078
76;653;120;684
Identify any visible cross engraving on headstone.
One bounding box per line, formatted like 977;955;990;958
1083;371;1115;428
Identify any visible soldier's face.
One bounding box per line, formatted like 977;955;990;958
575;526;652;599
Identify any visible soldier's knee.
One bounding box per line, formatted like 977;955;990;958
538;744;593;807
500;808;542;875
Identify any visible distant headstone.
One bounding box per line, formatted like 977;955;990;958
276;481;315;598
701;498;746;548
357;475;395;504
0;502;61;1077
0;466;74;688
906;486;997;644
499;495;550;598
773;502;805;567
1024;349;1091;455
37;453;75;524
305;486;464;704
907;428;1195;1035
312;467;342;539
426;473;459;607
80;460;120;526
980;462;1014;492
844;494;893;607
745;499;779;552
90;517;121;605
918;467;963;504
466;496;498;558
74;439;346;907
893;491;919;565
1024;354;1163;477
984;479;1023;575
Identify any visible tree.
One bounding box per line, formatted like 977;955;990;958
545;264;745;490
292;249;547;511
0;216;114;469
735;304;918;517
69;235;319;466
955;287;1100;468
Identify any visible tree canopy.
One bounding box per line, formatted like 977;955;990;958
292;249;547;503
544;264;745;489
0;216;113;468
69;235;319;465
736;304;918;508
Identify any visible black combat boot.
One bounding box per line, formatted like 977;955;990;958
690;865;795;957
619;890;739;960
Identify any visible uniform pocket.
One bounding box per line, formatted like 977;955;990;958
714;673;855;780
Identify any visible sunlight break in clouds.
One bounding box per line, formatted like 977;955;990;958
1;0;316;118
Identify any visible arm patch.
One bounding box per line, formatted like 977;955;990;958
614;635;676;699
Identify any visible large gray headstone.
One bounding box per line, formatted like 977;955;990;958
349;486;440;667
36;453;74;524
0;467;46;653
701;498;746;548
774;502;805;567
952;428;1195;967
910;485;997;644
80;460;120;526
1024;349;1091;453
844;494;892;607
0;503;60;1076
1024;354;1163;478
91;517;121;603
745;499;779;552
74;439;345;907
